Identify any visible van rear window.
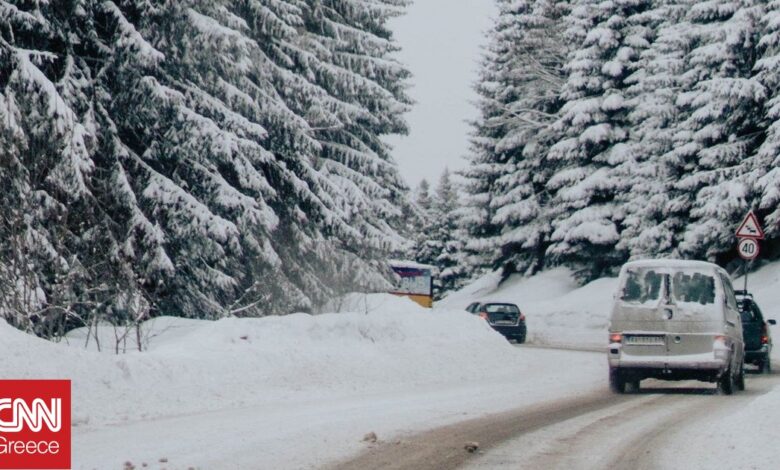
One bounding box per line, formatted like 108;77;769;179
672;272;715;305
621;268;716;305
621;269;662;303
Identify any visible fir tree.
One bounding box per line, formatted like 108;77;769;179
670;0;766;260
754;0;780;240
461;0;570;278
545;0;653;281
431;169;465;296
0;0;413;333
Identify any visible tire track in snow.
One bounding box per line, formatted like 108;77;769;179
328;391;632;470
332;374;780;470
609;372;780;470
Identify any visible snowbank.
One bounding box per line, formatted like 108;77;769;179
439;267;613;348
3;293;611;469
3;294;515;427
442;260;780;351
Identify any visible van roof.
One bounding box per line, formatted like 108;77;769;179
622;259;722;272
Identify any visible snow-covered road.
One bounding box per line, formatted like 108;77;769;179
465;371;780;470
72;346;606;470
332;365;780;470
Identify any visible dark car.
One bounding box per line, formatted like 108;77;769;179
736;290;776;373
466;302;526;343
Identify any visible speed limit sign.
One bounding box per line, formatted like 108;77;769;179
738;238;759;260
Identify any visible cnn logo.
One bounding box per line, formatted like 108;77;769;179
0;380;70;469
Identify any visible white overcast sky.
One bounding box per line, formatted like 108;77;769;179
385;0;497;190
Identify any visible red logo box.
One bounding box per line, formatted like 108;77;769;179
0;380;70;469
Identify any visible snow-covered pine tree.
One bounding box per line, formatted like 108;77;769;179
0;0;120;335
754;0;780;245
669;0;767;261
431;169;465;296
462;0;570;279
0;0;413;332
491;0;570;275
295;0;413;255
618;0;697;260
410;179;438;267
544;0;653;281
414;179;433;214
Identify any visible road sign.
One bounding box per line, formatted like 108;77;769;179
738;238;759;260
735;211;764;239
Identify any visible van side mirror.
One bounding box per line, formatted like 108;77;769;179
769;319;777;326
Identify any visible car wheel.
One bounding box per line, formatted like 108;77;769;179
718;367;735;395
762;356;772;374
626;380;641;393
516;335;526;344
736;364;745;391
609;368;626;394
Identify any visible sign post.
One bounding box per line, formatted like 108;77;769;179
735;210;764;291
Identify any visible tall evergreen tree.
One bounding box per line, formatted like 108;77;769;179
544;0;653;280
670;0;766;260
461;0;570;278
754;0;780;240
410;179;437;267
619;0;697;259
431;169;465;296
0;0;412;333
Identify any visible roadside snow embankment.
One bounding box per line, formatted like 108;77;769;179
3;294;514;427
438;267;615;348
439;260;780;351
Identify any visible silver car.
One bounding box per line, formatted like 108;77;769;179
607;260;744;394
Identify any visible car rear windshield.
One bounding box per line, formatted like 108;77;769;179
484;304;520;322
621;268;716;305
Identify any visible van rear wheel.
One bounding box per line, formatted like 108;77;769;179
736;364;745;391
609;369;626;394
718;367;735;395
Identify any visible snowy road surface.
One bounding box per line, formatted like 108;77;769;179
72;346;606;469
332;360;780;470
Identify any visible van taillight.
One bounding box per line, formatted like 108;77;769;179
609;333;622;344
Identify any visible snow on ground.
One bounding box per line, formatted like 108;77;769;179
438;267;613;348
440;260;780;352
6;261;780;469
2;293;605;469
441;260;780;469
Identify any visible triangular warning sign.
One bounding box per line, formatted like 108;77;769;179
736;211;764;239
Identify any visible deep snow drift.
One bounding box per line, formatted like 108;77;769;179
8;295;522;427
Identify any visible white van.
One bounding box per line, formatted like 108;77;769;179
607;260;744;394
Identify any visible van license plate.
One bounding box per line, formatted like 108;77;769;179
626;335;664;345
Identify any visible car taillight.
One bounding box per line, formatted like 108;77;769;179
479;312;488;320
762;323;769;344
713;335;728;348
519;313;526;322
609;332;622;344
